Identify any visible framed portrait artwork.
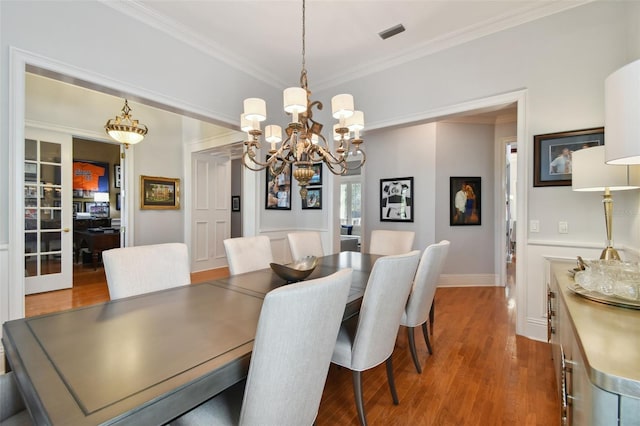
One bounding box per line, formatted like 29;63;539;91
140;175;180;210
533;127;604;187
302;188;322;209
380;177;413;222
265;159;292;210
84;202;109;218
450;177;481;226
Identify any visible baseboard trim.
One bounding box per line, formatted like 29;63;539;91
438;273;499;287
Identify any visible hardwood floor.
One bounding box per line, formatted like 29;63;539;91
24;262;559;425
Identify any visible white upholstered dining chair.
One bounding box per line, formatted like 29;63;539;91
401;240;450;373
331;250;421;426
170;268;353;426
368;230;415;255
103;242;191;300
0;371;32;425
287;231;324;260
223;236;273;275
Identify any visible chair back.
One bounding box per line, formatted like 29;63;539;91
0;371;29;423
351;250;420;370
240;269;353;425
103;242;190;300
224;236;274;275
369;230;415;255
403;241;450;327
287;231;324;260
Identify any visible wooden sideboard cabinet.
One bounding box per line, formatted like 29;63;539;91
548;262;640;425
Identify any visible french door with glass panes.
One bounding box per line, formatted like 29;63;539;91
24;128;73;294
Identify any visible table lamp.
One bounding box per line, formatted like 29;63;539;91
572;146;640;260
605;59;640;165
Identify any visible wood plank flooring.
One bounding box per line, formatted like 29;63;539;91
24;262;559;425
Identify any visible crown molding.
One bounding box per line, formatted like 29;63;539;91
312;1;593;90
102;1;592;93
100;0;287;90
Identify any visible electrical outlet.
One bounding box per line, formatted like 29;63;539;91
530;220;540;233
558;221;569;234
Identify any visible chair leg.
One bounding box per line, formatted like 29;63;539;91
429;301;435;335
421;322;433;355
385;356;399;405
352;371;368;426
407;326;422;373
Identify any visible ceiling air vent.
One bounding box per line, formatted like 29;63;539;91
378;24;405;40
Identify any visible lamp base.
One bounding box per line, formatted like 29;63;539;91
600;246;621;261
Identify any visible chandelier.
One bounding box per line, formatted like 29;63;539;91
241;0;365;198
105;99;148;147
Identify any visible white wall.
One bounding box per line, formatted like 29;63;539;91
435;122;496;275
318;2;640;340
362;123;437;252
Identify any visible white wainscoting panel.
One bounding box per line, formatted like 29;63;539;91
194;221;209;262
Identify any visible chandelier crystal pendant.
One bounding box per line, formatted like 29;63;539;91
105;99;149;147
240;0;365;198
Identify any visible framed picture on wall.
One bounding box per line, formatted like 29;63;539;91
380;177;413;222
309;163;323;186
73;160;109;198
140;175;180;210
114;164;121;188
232;195;241;212
533;127;604;187
265;158;291;210
450;176;481;226
302;188;322;209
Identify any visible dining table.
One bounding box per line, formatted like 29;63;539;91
2;251;379;425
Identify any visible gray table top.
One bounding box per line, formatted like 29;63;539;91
2;251;377;425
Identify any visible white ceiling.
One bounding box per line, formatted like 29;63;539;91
110;0;591;90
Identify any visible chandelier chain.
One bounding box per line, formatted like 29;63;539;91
301;0;306;78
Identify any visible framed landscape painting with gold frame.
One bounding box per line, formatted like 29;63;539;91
140;175;180;210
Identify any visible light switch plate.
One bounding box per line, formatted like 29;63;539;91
530;220;540;233
559;221;568;234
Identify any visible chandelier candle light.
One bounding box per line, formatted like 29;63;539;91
240;0;365;198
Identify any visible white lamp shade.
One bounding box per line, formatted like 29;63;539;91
283;87;307;114
265;125;282;143
94;192;110;202
331;94;354;119
605;59;640;164
240;114;253;132
572;146;640;191
243;98;267;121
346;110;365;131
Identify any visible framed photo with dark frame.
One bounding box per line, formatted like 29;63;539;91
265;159;291;210
450;176;481;226
114;164;121;188
72;201;82;214
302;188;322;209
116;193;121;211
533;127;604;187
231;195;241;212
140;175;180;210
309;163;323;186
380;177;413;222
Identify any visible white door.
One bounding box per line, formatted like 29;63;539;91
24;128;73;294
191;152;231;272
